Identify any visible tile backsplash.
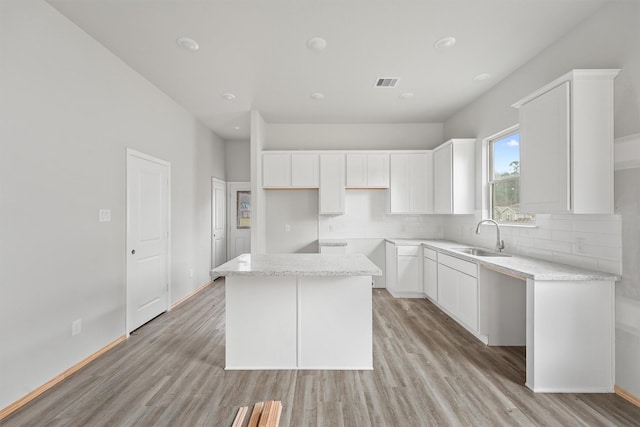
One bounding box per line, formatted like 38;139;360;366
318;190;444;239
444;213;622;274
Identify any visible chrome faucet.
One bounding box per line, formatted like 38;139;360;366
475;219;505;252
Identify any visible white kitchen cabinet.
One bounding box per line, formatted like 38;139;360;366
346;153;389;188
422;247;438;302
437;253;478;331
396;246;422;295
385;242;423;298
513;69;620;214
319;153;345;214
389;152;433;214
433;139;475;214
262;153;291;188
291;153;319;187
263;152;319;188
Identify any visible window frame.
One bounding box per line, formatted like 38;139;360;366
487;125;535;226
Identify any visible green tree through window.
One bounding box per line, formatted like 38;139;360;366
489;129;534;224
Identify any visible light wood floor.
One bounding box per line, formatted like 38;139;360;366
3;279;640;426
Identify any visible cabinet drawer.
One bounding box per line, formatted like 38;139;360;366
396;246;420;256
438;253;477;277
422;247;437;261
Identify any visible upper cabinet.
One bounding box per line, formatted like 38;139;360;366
513;69;620;214
389;152;433;214
319;153;346;214
346;153;390;188
262;152;319;188
433;139;475;214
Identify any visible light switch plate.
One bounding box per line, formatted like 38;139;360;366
99;209;111;222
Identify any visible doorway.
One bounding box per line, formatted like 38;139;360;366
227;182;251;259
211;178;227;276
126;149;170;333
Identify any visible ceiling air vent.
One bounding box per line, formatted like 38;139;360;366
374;77;400;88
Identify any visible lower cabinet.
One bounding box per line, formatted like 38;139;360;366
385;242;423;298
436;253;478;331
422;248;438;302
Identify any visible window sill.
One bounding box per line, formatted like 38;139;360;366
491;222;537;229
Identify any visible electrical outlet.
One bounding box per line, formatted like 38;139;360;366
285;224;291;232
72;319;82;336
188;268;194;278
99;209;111;222
575;237;586;253
328;225;334;232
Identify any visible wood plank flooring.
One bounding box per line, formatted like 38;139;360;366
3;279;640;426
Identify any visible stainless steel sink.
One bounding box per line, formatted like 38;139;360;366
452;247;512;257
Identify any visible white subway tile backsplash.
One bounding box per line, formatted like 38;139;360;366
443;213;621;274
571;218;621;234
320;190;444;239
598;258;622;275
534;238;573;253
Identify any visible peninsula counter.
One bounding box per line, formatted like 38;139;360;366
212;254;382;370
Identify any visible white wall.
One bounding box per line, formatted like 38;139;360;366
251;111;267;253
265;123;443;150
0;0;225;410
442;1;640;398
225;140;250;182
266;190;319;253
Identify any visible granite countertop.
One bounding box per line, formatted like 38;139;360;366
318;239;348;247
386;238;620;281
212;253;382;277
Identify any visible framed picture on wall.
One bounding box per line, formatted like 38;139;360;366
237;191;251;229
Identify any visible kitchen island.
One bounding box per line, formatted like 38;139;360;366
212;253;382;370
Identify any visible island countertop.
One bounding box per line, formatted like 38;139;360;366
212;253;382;277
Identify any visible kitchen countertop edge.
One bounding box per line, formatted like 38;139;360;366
213;253;382;277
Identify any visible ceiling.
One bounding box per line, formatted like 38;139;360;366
47;0;608;141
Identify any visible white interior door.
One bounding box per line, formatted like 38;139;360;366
126;149;170;333
227;182;251;259
211;178;227;273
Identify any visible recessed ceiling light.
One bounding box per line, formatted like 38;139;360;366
232;126;241;131
310;92;325;100
306;37;327;51
473;73;492;82
176;37;199;52
222;93;236;101
399;92;415;99
434;36;456;50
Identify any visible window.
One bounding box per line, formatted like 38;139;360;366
488;127;535;224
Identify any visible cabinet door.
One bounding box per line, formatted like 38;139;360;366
367;154;390;188
433;144;452;214
437;263;458;314
385;242;397;294
397;255;421;293
291;153;319;188
423;257;437;301
519;82;570;213
262;153;290;188
346;154;367;188
457;273;478;330
389;154;410;213
409;153;432;213
319;154;345;214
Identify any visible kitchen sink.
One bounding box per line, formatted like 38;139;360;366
452;247;511;257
